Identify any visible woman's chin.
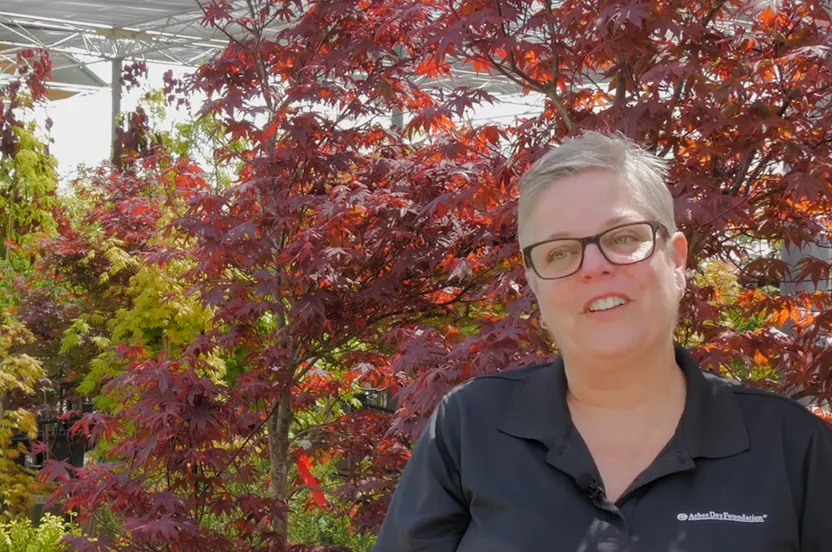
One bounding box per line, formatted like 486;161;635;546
573;333;648;360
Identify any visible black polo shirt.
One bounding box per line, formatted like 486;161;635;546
373;345;832;551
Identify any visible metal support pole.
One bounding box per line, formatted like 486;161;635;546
779;223;831;406
779;232;831;296
391;105;404;130
110;57;123;163
391;45;404;130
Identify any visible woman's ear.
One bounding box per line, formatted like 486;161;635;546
670;231;689;299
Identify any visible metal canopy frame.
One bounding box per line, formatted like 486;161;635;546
0;1;232;144
0;2;230;68
0;1;520;148
0;2;520;91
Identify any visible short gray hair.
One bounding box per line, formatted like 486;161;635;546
517;131;676;248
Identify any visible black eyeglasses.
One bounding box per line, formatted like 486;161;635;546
522;220;667;280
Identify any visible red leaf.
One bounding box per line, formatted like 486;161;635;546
295;450;328;509
39;460;72;484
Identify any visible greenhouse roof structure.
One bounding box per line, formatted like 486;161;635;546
0;0;520;100
0;1;227;69
0;0;227;99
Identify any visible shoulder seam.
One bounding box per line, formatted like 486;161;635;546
468;362;552;382
730;385;818;416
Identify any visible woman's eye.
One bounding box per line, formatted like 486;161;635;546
547;249;573;261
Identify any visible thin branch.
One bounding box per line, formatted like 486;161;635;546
195;1;248;50
215;399;280;481
290;425;350;444
727;96;792;196
289;482;342;500
489;52;574;131
542;0;560;87
657;0;728;158
740;151;775;197
451;0;573;131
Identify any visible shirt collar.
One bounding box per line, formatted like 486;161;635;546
498;343;750;459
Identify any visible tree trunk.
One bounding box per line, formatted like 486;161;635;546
266;387;293;548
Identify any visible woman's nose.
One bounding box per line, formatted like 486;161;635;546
579;243;613;280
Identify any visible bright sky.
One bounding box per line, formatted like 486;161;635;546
33;61;198;184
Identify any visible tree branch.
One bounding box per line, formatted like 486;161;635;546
727;95;792;196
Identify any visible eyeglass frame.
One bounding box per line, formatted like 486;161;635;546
522;220;669;280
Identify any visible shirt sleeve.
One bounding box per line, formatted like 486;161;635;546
800;417;832;551
372;393;470;551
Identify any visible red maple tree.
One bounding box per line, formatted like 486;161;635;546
43;0;524;549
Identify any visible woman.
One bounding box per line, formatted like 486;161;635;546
372;131;832;551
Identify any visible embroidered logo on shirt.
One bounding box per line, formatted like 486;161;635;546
676;511;767;523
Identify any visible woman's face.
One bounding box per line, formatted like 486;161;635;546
524;170;688;360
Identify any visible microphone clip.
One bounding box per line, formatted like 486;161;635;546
576;473;606;502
